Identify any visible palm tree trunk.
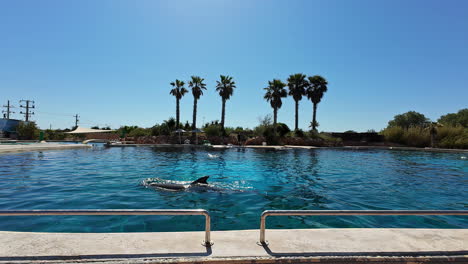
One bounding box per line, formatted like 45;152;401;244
273;107;278;135
176;98;180;129
221;98;226;132
295;100;299;131
312;103;317;131
192;98;197;130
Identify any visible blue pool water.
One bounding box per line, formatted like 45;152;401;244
0;146;466;232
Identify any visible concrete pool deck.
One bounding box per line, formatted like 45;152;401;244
0;143;91;154
0;228;466;263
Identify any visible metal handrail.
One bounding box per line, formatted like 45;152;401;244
0;209;212;246
259;210;468;244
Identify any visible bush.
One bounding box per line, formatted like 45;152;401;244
262;126;279;145
306;130;321;139
128;127;151;137
381;126;405;144
436;126;468;149
204;124;223;137
43;129;67;140
253;115;272;137
277;123;291;137
382;125;467;149
318;132;342;144
403;127;430;147
16;122;39;140
151;123;171;136
117;126;139;137
294;129;305;137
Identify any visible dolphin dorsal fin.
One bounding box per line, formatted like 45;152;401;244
191;176;209;185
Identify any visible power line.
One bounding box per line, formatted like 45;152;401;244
2;100;15;119
19;100;35;122
35;111;75;117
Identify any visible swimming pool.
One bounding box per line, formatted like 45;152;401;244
0;146;466;232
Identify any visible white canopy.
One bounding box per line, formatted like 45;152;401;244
65;126;115;134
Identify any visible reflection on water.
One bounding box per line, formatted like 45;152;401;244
0;147;466;232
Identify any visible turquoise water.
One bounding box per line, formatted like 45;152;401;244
0;146;467;232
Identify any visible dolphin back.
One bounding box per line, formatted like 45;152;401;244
190;176;209;185
149;183;186;190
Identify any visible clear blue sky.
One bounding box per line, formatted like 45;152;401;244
1;0;467;131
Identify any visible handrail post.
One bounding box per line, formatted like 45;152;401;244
202;210;213;246
259;211;268;244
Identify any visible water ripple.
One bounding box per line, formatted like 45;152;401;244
0;147;466;232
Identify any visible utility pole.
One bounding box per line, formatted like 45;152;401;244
19;100;35;122
2;100;15;119
74;114;79;127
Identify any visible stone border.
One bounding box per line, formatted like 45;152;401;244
0;143;91;154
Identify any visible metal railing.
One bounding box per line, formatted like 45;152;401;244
259;210;468;244
0;209;212;246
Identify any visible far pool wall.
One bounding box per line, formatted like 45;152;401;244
331;132;385;144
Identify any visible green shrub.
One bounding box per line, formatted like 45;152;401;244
43;129;67;140
151;123;171;136
117;126;139;137
436;126;464;139
381;126;405;144
319;132;341;143
128;127;150;137
16;122;39;140
306;130;321;139
253;115;272;137
204;124;223;137
382;125;467;149
436;126;468;149
277;123;291;137
403;127;430;147
294;129;305;137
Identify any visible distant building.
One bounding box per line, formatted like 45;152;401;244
0;118;22;138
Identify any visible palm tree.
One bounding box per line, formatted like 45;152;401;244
169;79;188;129
287;73;308;131
306;75;328;131
216;75;236;133
264;79;287;135
188;76;207;130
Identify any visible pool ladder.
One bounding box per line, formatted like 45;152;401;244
0;209;467;246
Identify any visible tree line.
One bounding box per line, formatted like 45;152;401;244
169;74;328;136
382;109;467;148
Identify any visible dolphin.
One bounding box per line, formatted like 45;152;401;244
146;176;210;191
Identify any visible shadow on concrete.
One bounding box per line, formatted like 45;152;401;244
260;243;468;257
0;246;212;261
